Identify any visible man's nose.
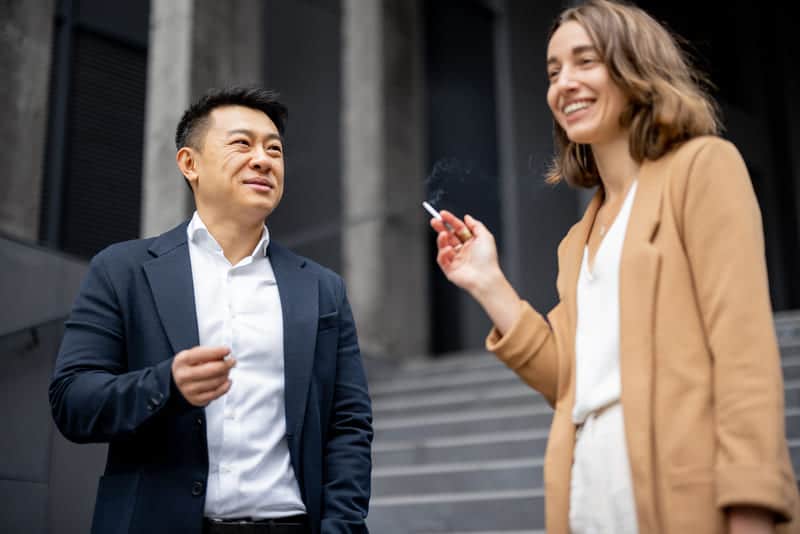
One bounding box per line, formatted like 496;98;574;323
250;145;271;170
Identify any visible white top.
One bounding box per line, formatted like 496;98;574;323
572;181;638;424
187;212;305;518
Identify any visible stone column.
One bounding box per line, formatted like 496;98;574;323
141;0;265;237
0;0;56;241
342;0;428;359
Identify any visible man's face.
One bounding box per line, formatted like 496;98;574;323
189;105;285;220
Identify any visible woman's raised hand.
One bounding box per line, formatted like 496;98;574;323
431;211;500;295
430;210;522;335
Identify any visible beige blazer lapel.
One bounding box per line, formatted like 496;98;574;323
619;160;664;533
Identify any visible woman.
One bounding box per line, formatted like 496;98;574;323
430;1;799;533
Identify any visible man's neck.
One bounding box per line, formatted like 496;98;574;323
195;207;265;265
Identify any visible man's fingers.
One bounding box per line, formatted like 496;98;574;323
177;358;235;383
194;379;232;406
184;375;231;396
177;345;230;365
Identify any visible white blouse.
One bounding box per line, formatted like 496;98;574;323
572;181;638;424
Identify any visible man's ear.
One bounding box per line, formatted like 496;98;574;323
176;147;199;189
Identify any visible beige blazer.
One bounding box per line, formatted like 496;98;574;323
487;136;800;533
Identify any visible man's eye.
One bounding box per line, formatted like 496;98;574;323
234;139;249;146
547;70;559;81
268;145;283;153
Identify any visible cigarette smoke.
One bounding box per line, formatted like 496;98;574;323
424;157;475;208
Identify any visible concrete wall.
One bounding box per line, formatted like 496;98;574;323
141;0;266;238
342;0;429;358
0;0;56;241
0;238;96;534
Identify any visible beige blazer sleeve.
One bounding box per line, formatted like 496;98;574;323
677;138;796;519
485;299;564;407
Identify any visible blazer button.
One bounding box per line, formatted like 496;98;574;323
195;416;203;426
147;395;162;411
191;481;204;496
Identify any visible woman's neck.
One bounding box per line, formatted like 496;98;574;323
591;134;640;203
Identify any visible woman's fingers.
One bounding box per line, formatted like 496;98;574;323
437;230;461;251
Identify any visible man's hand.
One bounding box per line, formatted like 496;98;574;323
728;506;776;534
171;346;236;407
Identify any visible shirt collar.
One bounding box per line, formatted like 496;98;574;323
187;211;270;258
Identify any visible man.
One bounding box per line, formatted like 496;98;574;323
49;87;373;534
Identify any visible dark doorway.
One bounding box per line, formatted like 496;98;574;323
425;0;502;354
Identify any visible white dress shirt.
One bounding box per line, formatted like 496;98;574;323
186;212;305;518
572;181;638;424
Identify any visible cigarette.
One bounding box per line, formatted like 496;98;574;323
422;201;473;243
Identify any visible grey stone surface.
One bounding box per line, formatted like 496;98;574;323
0;321;63;482
342;0;428;359
368;491;545;533
0;0;56;241
142;0;268;239
140;0;194;237
374;409;553;443
372;459;543;497
0;479;48;534
47;431;106;534
374;431;549;467
0;237;87;337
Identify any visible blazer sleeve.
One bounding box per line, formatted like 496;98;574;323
321;277;373;533
49;251;179;444
485;299;564;407
680;138;796;521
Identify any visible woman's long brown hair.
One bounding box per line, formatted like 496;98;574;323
546;0;721;188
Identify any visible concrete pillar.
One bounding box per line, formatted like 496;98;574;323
0;0;56;241
342;0;428;358
496;0;579;314
141;0;265;237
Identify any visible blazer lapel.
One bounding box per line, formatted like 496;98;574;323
269;242;318;438
619;162;663;532
142;222;200;355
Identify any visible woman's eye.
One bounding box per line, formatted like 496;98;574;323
547;70;559;80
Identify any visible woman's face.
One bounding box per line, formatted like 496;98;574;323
546;21;629;146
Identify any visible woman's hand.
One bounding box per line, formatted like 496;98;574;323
431;211;501;295
728;507;775;534
430;210;522;335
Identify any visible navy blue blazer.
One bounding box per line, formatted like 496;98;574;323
49;221;373;534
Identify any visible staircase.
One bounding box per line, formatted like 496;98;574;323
366;311;800;533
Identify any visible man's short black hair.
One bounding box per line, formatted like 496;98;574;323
175;86;288;150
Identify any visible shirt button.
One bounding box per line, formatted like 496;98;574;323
191;481;204;496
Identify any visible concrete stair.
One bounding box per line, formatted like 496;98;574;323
365;311;800;533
